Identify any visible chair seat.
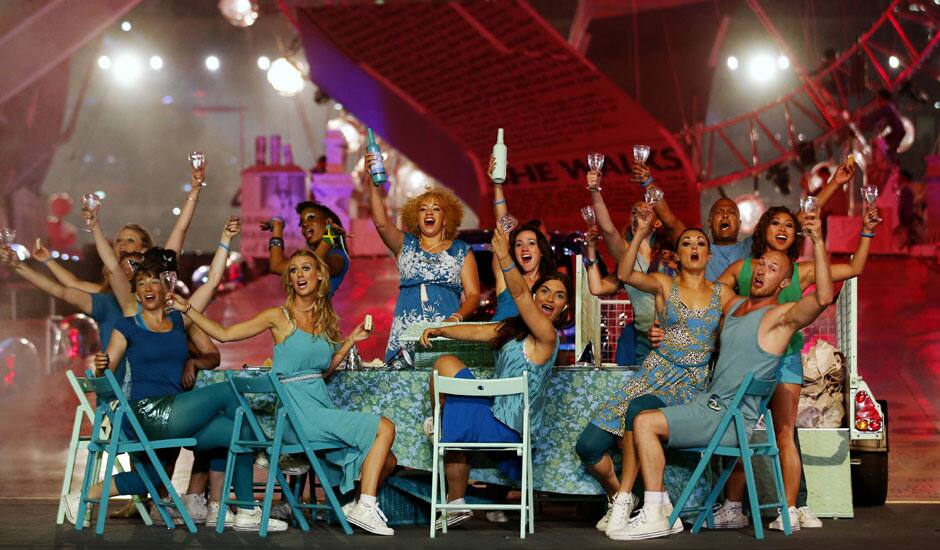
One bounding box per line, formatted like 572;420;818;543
89;438;197;453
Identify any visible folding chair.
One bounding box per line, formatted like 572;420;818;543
430;371;534;539
217;370;353;536
57;371;151;526
76;370;197;534
668;371;792;540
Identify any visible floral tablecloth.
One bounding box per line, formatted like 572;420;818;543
199;367;712;504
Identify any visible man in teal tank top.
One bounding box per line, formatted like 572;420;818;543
611;214;835;541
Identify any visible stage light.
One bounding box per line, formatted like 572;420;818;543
934;101;940;109
219;0;259;27
149;55;163;70
98;55;111;70
113;54;143;85
10;244;29;262
327;117;362;151
161;95;173;105
777;55;790;70
334;103;343;111
734;193;767;234
726;56;738;71
888;56;900;69
121;21;132;32
51;250;60;259
61;254;71;261
172;207;181;216
205;55;220;71
257;56;270;70
748;53;776;83
267;57;305;97
94;191;106;199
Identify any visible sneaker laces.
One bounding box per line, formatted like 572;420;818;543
625;508;648;527
609;495;632;526
374;502;389;524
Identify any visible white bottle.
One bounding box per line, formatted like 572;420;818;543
491;128;507;184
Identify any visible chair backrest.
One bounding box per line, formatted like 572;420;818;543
83;369;123;404
434;372;529;399
66;370;97;422
83;369;152;444
224;370;276;442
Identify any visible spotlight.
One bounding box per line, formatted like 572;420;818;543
172;207;181;216
113;54;143;85
334;103;343;111
120;21;132;32
266;57;305;97
257;56;271;70
726;56;739;71
219;0;259;27
734;193;767;234
934;101;940;109
888;55;900;69
98;55;111;70
161;95;173;105
149;55;164;70
205;55;220;71
777;55;790;70
748;53;776;83
94;191;106;199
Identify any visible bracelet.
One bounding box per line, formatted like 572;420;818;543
641;177;654;188
268;237;285;249
270;216;285;224
42;258;52;265
493;199;506;206
500;263;516;273
218;241;230;251
448;313;463;322
183;304;192;315
186;196;198;202
586;185;603;192
583;257;597;267
860;231;875;238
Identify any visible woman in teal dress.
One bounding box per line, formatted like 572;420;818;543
177;250;399;536
418;226;571;529
575;205;735;537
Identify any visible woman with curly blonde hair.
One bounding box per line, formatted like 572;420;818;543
366;152;481;364
176;249;399;535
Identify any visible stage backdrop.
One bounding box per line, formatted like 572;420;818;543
293;0;699;231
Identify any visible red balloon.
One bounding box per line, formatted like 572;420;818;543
49;193;73;218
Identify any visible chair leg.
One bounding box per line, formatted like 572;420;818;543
218;451;238;533
430;447;439;539
527;449;535;534
94;443;120;535
111;459;152;525
741;453;763;540
770;452;792;535
519;449;526;540
438;452;448;535
669;450;714;532
304;448;353;535
75;444;100;532
58;410;84;524
692;457;737;533
277;470;310;532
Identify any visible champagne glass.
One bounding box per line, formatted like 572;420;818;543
644;186;664;205
633;144;651;165
798;196;819;236
587;152;605;173
0;228;15;248
497;214;519;233
860;184;882;223
581;206;596;227
189;151;206;187
81;193;101;232
160;270;178;308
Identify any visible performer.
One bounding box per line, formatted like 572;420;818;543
175;250;398;536
418;226;569;529
576;204;733;537
613;212;834;541
366;152;480;365
265;201;349;297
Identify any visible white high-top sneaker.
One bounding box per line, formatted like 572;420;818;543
180;493;207;524
233;506;288;532
346;500;394;535
608;506;675;541
205;501;234;528
768;506;801;532
710;501;750;529
604;492;636;536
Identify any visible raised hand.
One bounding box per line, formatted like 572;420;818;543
191;158;207;186
31;239;51;263
584;225;601;249
631;163;651;184
633;203;654;237
863;207;882;232
348;321;372;343
81;204;99;230
259;216;284;233
169;292;191;313
832;159;857;185
803;211;822;243
487;154;497;181
0;246;20;267
223;216;241;240
491;225;511;262
586;171;602;191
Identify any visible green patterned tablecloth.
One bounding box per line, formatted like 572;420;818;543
199;368;712;503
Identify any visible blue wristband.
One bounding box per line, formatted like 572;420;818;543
219;241;230;251
641;177;654;188
500;263;516;273
860;231;875;238
493;199;506;206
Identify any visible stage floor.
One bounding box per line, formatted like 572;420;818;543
0;256;937;527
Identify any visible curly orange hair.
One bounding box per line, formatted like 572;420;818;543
399;189;464;241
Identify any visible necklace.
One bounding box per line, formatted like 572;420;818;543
420;239;448;253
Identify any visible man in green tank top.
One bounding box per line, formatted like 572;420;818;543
611;214;834;541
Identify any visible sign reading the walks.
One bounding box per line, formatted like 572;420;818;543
296;0;698;230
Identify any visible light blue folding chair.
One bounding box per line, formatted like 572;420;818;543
217;370;353;536
77;370;197;534
668;371;792;540
430;371;534;539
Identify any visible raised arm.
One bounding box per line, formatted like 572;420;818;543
173;295;281;343
814;158;856;211
716;259;744;290
366;152;405;254
0;248;92;313
492;226;557;346
634;163;686;245
779;213;833;331
448;250;480;322
800;207;881;287
587;172;627;259
265;217;290;275
32;241;101;293
188;216;240;313
584;227;621;296
163;164;206;254
85;207;133;314
616;207;666;294
488;155;508;221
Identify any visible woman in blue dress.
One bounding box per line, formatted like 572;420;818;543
266;201;350;297
177;250;399;536
417;226;571;529
366;152;481;364
575;205;734;537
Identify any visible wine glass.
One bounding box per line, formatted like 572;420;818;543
581;206;596;227
633;144;651;165
189;151;206;187
587;153;605;174
0;228;15;248
497;214;519;233
798;195;819;235
644;186;664;205
860;184;882;223
160;270;178;308
81;193;101;232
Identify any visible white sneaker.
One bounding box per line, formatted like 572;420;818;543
342;499;357;516
206;501;234;528
422;417;435;439
595;497;614;531
768;506;801;532
233;506;289;532
486;511;509;523
181;493;207;523
61;491;90;528
710;501;749;529
608;507;677;541
797;506;822;528
346;501;394;535
604;492;636;536
434;508;474;529
662;502;685;535
150;499;183;526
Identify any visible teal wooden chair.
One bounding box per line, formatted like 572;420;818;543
76;370;197;534
667;371;792;540
218;370;353;536
430;371;533;539
57;371;151;526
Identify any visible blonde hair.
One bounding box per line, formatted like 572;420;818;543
98;225;153;292
280;250;341;343
400;189;464;241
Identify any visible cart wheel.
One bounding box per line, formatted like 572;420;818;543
851;400;888;506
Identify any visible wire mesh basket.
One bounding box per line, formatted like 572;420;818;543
399;322;496;370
